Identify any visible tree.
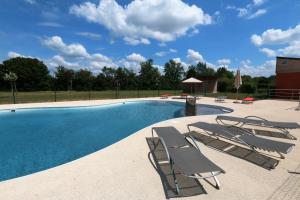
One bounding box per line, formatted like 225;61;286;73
3;72;18;103
163;60;184;90
3;57;50;91
139;59;160;90
115;67;137;90
0;64;9;90
195;62;216;77
73;69;94;91
54;66;75;90
186;65;197;79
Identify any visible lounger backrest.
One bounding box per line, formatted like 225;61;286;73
217;115;300;129
153;126;189;147
190;122;237;139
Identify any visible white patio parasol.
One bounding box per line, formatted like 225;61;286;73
182;77;202;95
234;69;242;102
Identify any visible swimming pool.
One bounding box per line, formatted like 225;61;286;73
0;100;232;181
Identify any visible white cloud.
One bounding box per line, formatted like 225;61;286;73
252;24;300;57
259;48;276;57
126;53;146;63
217;58;231;65
76;32;101;40
238;59;275;77
24;0;36;4
42;36;116;72
172;57;189;70
8;51;32;59
227;1;267;20
70;0;212;45
43;36;90;58
247;9;267;19
37;22;63;27
46;55;80;69
251;24;300;46
123;37;150;45
155;51;167;57
253;0;267;6
187;49;204;63
155;48;177;57
169;48;177;53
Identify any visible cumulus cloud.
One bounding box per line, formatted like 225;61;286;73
42;36;116;72
43;36;90;58
251;24;300;57
126;53;146;63
187;49;204;64
259;48;276;57
123;37;150;45
8;51;32;59
46;55;80;69
239;59;275;77
251;24;300;46
217;58;231;65
70;0;212;45
227;1;267;20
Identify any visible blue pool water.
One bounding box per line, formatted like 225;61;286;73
0;100;231;181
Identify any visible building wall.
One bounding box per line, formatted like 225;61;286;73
276;72;300;89
276;57;300;90
276;57;300;73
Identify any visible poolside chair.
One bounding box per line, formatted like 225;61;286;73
152;127;225;194
187;122;295;159
216;115;300;140
215;96;227;102
242;97;254;104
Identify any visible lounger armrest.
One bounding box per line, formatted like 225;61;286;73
245;115;268;122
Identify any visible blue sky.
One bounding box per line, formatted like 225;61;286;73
1;0;300;76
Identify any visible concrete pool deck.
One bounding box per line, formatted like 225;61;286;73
0;97;300;200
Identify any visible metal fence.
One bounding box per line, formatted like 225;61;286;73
1;88;299;105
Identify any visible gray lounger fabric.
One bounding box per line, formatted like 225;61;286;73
168;147;224;176
152;126;224;194
188;122;295;155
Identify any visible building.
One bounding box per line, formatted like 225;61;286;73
276;56;300;90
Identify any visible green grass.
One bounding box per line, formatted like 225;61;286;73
0;90;269;104
0;90;183;104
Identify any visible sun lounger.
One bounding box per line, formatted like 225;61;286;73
215;96;227;102
187;122;295;159
242;97;254;104
216;115;300;140
152;127;225;194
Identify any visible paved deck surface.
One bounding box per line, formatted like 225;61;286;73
0;97;299;200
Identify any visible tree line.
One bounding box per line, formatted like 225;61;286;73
0;57;275;93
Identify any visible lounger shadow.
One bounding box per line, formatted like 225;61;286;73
185;132;279;170
146;137;207;198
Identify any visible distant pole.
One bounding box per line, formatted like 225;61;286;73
54;90;57;102
296;92;300;111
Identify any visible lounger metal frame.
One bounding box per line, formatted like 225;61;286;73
187;123;288;159
151;128;222;194
216;115;297;140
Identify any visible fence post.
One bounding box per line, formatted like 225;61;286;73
54;90;57;102
88;90;91;100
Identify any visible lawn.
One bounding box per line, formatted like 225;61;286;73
0;90;268;104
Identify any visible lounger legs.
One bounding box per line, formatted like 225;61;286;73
211;172;221;189
170;159;180;194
